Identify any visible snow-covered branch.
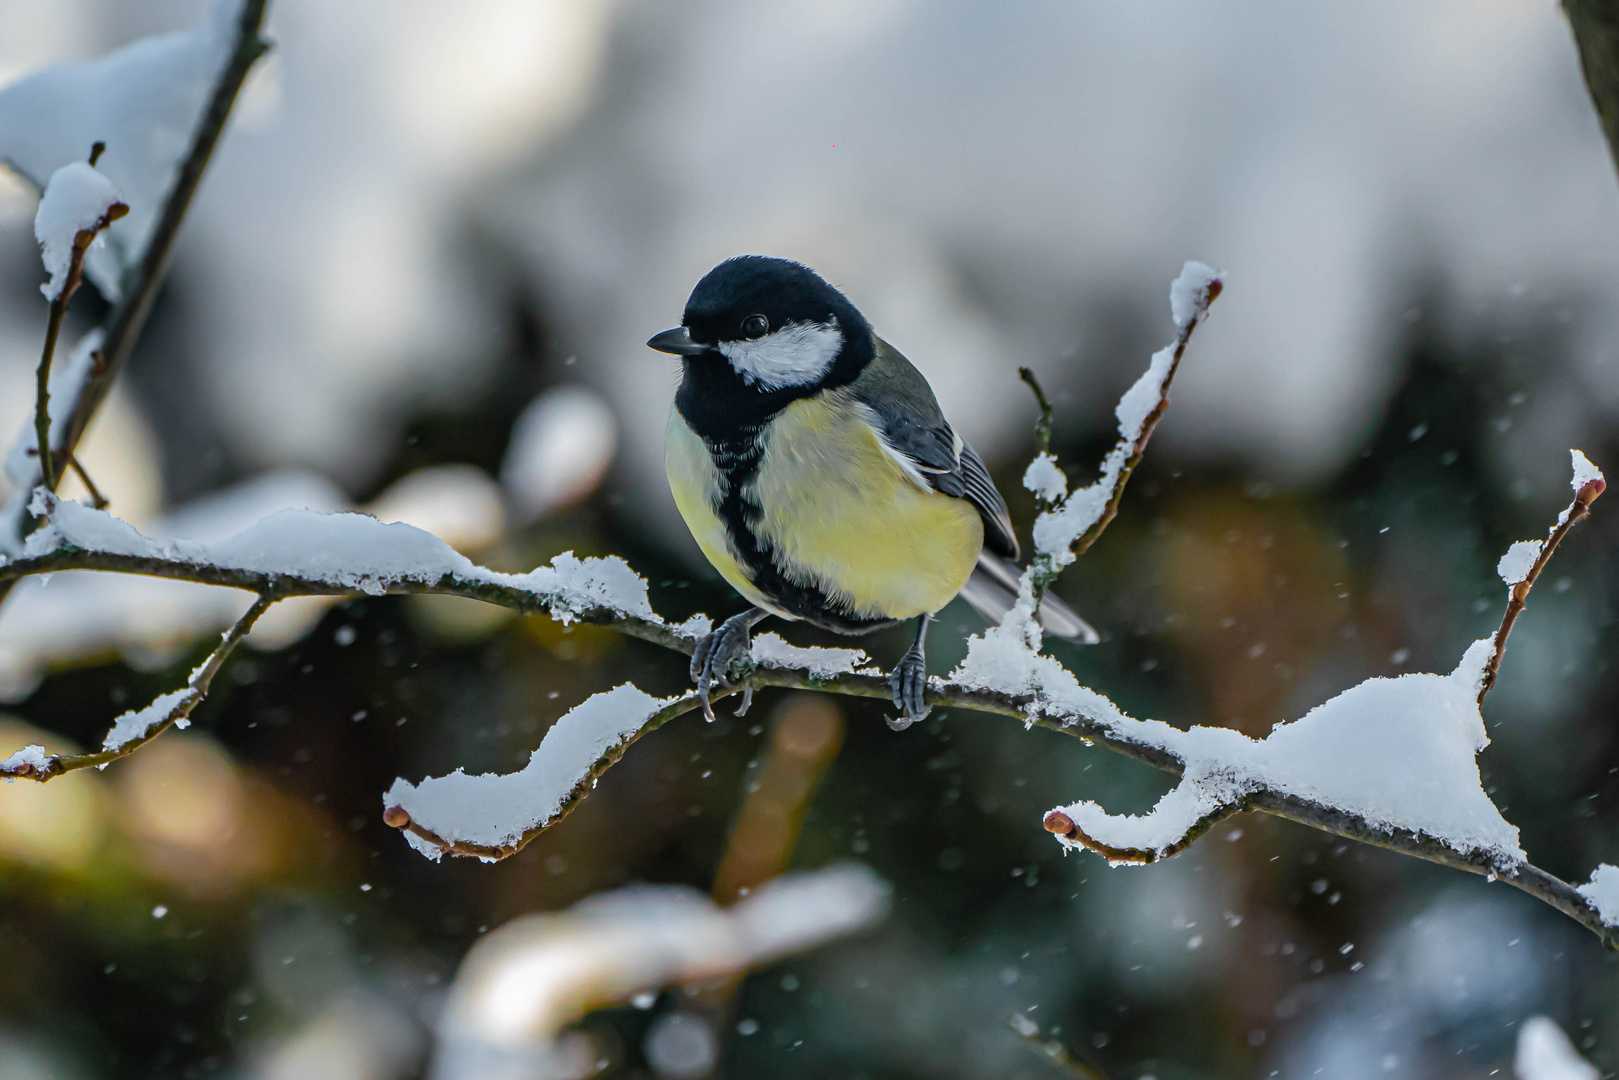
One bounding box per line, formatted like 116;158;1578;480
30;156;127;493
0;0;271;565
0;590;273;780
3;264;1617;953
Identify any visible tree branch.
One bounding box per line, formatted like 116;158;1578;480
1478;475;1606;705
1566;0;1619;182
2;263;1614;951
1;590;275;781
33;151;128;493
9;527;1611;946
0;0;270;589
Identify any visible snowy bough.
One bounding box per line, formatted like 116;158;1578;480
4;2;1619;959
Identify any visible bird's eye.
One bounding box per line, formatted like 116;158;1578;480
741;314;769;339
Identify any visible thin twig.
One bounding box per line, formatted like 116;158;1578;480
1004;1014;1113;1080
1477;476;1606;705
0;0;270;587
1023;278;1221;618
65;455;110;509
1019;366;1054;456
2;591;275;781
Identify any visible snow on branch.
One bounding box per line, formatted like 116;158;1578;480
35;159;127;303
6;264;1619;951
15;489;665;628
1025;260;1222;577
1;591;273;781
0;0;263;302
28;157;126;494
382;634;873;861
0;0;270;563
383;685;685;861
1479;449;1606;704
1040;638;1522;866
1031;454;1611;942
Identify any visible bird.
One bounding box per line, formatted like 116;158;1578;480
649;255;1094;730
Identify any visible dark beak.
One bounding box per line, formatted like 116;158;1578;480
647;326;708;356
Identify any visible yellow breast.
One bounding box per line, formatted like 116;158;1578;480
665;407;780;615
751;391;982;621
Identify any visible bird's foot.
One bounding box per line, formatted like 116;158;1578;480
691;610;763;720
887;647;931;731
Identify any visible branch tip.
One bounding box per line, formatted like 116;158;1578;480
1019;367;1055;455
383;805;412;829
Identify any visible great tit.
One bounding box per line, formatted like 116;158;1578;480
650;255;1094;729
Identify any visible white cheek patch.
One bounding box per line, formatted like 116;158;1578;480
718;319;843;390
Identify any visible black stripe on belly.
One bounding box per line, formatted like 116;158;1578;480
705;427;897;637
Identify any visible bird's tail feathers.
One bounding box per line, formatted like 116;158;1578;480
958;554;1099;644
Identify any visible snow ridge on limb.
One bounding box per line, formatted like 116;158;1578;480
383;684;680;861
19;491;663;628
1042;637;1524;868
35;162;126;301
1020;452;1610;940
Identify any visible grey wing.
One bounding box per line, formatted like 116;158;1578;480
959;442;1018;559
851;336;1019;559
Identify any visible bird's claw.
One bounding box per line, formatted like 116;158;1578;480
887;648;931;731
691;613;757;721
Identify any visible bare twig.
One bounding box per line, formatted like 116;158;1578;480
1477;476;1606;705
0;0;271;586
1019;366;1054;456
2;591;275;781
65;455;110;509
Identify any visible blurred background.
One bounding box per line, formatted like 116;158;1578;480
3;0;1619;1076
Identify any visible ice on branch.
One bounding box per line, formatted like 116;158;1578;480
384;684;676;860
1576;865;1619;928
749;633;868;678
20;493;659;626
1029;259;1222;570
34;162;125;300
1516;1017;1599;1080
102;689;189;753
0;0;245;300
